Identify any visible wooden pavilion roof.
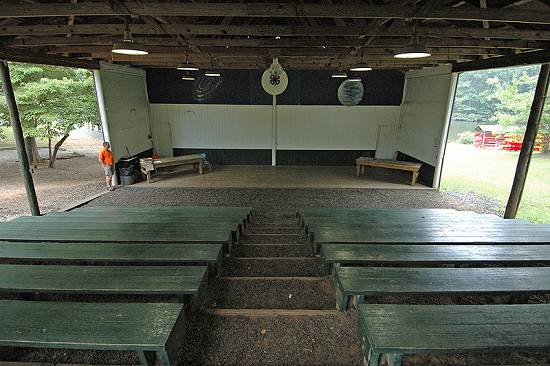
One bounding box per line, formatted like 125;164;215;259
0;0;549;71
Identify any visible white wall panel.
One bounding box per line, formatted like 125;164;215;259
397;65;456;166
150;104;401;151
277;106;400;150
150;104;272;149
97;63;152;160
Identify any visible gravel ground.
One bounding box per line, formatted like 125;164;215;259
221;257;325;277
180;312;362;366
203;279;335;310
0;151;106;222
88;186;501;216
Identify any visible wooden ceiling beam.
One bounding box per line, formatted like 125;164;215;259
0;47;99;69
2;23;550;41
6;35;545;50
452;48;550;71
1;3;550;25
46;44;503;57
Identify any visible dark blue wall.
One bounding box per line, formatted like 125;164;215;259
146;69;404;106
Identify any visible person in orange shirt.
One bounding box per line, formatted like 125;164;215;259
98;141;115;191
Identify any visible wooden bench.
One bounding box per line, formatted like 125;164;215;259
0;221;238;251
321;243;550;273
0;242;223;273
297;208;501;227
0;264;208;308
356;157;422;185
358;304;550;366
334;266;550;310
0;300;184;366
140;154;204;183
309;224;550;253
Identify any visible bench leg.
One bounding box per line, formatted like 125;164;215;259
335;286;348;312
385;353;403;366
199;161;203;175
365;350;382;366
138;351;157;366
356;164;361;177
411;170;419;186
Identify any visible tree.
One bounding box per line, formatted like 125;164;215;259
0;63;99;167
489;69;550;153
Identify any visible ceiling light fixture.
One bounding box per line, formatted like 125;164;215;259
275;36;281;40
348;77;362;82
182;73;196;81
205;58;221;77
331;71;348;78
177;47;199;71
394;22;431;59
350;66;372;72
112;21;148;55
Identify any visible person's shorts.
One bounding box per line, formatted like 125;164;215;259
103;165;114;176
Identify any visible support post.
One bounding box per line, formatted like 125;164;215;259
0;60;40;216
504;63;550;219
272;94;277;166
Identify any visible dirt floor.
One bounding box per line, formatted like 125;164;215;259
0;130;106;221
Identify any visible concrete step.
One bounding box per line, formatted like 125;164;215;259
233;244;315;257
221;257;325;277
203;278;335;310
181;311;363;366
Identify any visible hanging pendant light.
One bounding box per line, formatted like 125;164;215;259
332;70;347;78
394;23;431;59
205;58;221;77
182;72;196;81
112;22;148;56
177;47;199;71
350;66;372;72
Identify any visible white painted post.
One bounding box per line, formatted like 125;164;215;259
272;94;277;166
93;69;118;185
433;72;459;190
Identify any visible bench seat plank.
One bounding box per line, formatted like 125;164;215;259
0;223;234;244
335;266;550;310
0;242;223;271
322;243;550;271
0;300;183;365
0;264;207;299
358;304;550;366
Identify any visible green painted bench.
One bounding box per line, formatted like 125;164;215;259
358;304;550;366
0;300;184;366
310;225;550;253
14;216;246;235
0;242;223;273
69;206;252;224
0;264;207;308
321;243;550;273
335;266;550;310
0;222;237;251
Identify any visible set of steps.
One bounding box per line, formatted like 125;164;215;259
182;212;363;365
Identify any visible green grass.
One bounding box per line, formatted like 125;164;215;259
441;143;550;223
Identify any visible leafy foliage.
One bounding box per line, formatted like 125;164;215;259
457;131;475;144
0;62;99;164
453;65;550;152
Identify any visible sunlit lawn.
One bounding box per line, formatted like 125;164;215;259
441;143;550;223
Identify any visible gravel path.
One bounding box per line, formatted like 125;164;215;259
88;186;502;215
0;154;106;222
